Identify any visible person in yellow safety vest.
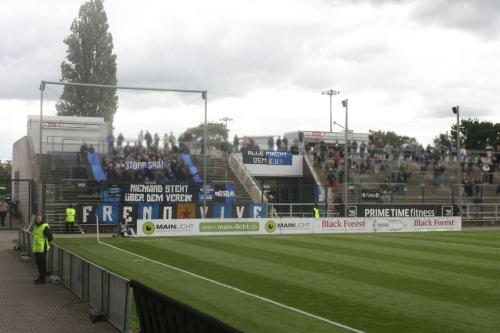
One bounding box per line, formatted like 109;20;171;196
33;213;53;284
65;204;76;234
313;204;320;218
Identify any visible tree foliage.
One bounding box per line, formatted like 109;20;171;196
450;118;500;150
0;160;12;194
433;132;452;149
56;0;118;124
179;123;228;144
368;130;418;147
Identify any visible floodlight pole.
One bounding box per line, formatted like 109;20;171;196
202;91;208;215
321;89;340;132
453;106;461;218
342;99;349;217
39;81;45;154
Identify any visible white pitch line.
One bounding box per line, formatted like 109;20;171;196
99;240;365;333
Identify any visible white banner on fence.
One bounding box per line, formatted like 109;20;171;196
137;216;461;237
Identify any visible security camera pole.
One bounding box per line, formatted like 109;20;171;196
452;106;461;218
342;98;349;217
321;89;340;132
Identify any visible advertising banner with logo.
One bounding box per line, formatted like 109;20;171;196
137;216;461;237
242;150;293;165
138;219;266;237
347;204;458;218
371;217;461;232
314;218;373;233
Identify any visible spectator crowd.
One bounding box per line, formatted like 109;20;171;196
80;130;201;183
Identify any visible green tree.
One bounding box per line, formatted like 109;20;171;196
56;0;118;124
0;161;12;196
450;118;500;150
433;132;452;150
179;123;228;146
368;130;418;147
179;123;228;147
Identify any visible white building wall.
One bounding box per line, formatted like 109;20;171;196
27;115;109;154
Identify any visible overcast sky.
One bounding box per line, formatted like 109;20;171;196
1;0;499;159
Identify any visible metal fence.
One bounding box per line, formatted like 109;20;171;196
18;228;130;332
48;244;131;332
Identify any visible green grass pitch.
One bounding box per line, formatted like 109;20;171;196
55;231;500;333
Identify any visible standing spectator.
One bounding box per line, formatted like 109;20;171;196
233;135;239;151
138;130;144;146
351;141;358;157
0;200;9;227
145;131;153;150
154;133;160;150
107;131;115;154
313;204;319;218
482;162;493;184
124;143;132;157
32;214;53;284
276;136;282;151
163;133;169;149
267;136;274;151
116;133;124;147
459;147;467;171
360;142;367;159
65;204;76;234
282;137;288;151
169;132;177;147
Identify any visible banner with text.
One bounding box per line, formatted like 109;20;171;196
346;204;458;218
137;216;461;237
125;160;170;170
121;183;199;204
242;150;293;165
77;203;267;224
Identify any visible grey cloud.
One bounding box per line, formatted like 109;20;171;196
118;20;328;98
329;0;500;37
419;105;493;119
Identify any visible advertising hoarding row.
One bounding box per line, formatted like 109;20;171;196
137;216;462;237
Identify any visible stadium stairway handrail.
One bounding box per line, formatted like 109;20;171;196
228;152;267;204
304;154;326;202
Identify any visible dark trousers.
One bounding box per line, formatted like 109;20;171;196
65;222;75;234
34;252;47;281
0;212;6;226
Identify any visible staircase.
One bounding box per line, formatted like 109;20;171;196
195;155;258;204
39;153;99;233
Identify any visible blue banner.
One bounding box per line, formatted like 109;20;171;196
101;187;121;204
242;150;293;165
212;203;233;218
97;204;119;224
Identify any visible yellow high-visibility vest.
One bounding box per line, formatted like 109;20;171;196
33;223;50;253
66;208;76;223
313;207;320;218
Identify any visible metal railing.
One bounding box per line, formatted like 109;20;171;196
18;228;130;332
48;243;131;332
228;152;266;204
267;203;343;218
45;136;107;154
